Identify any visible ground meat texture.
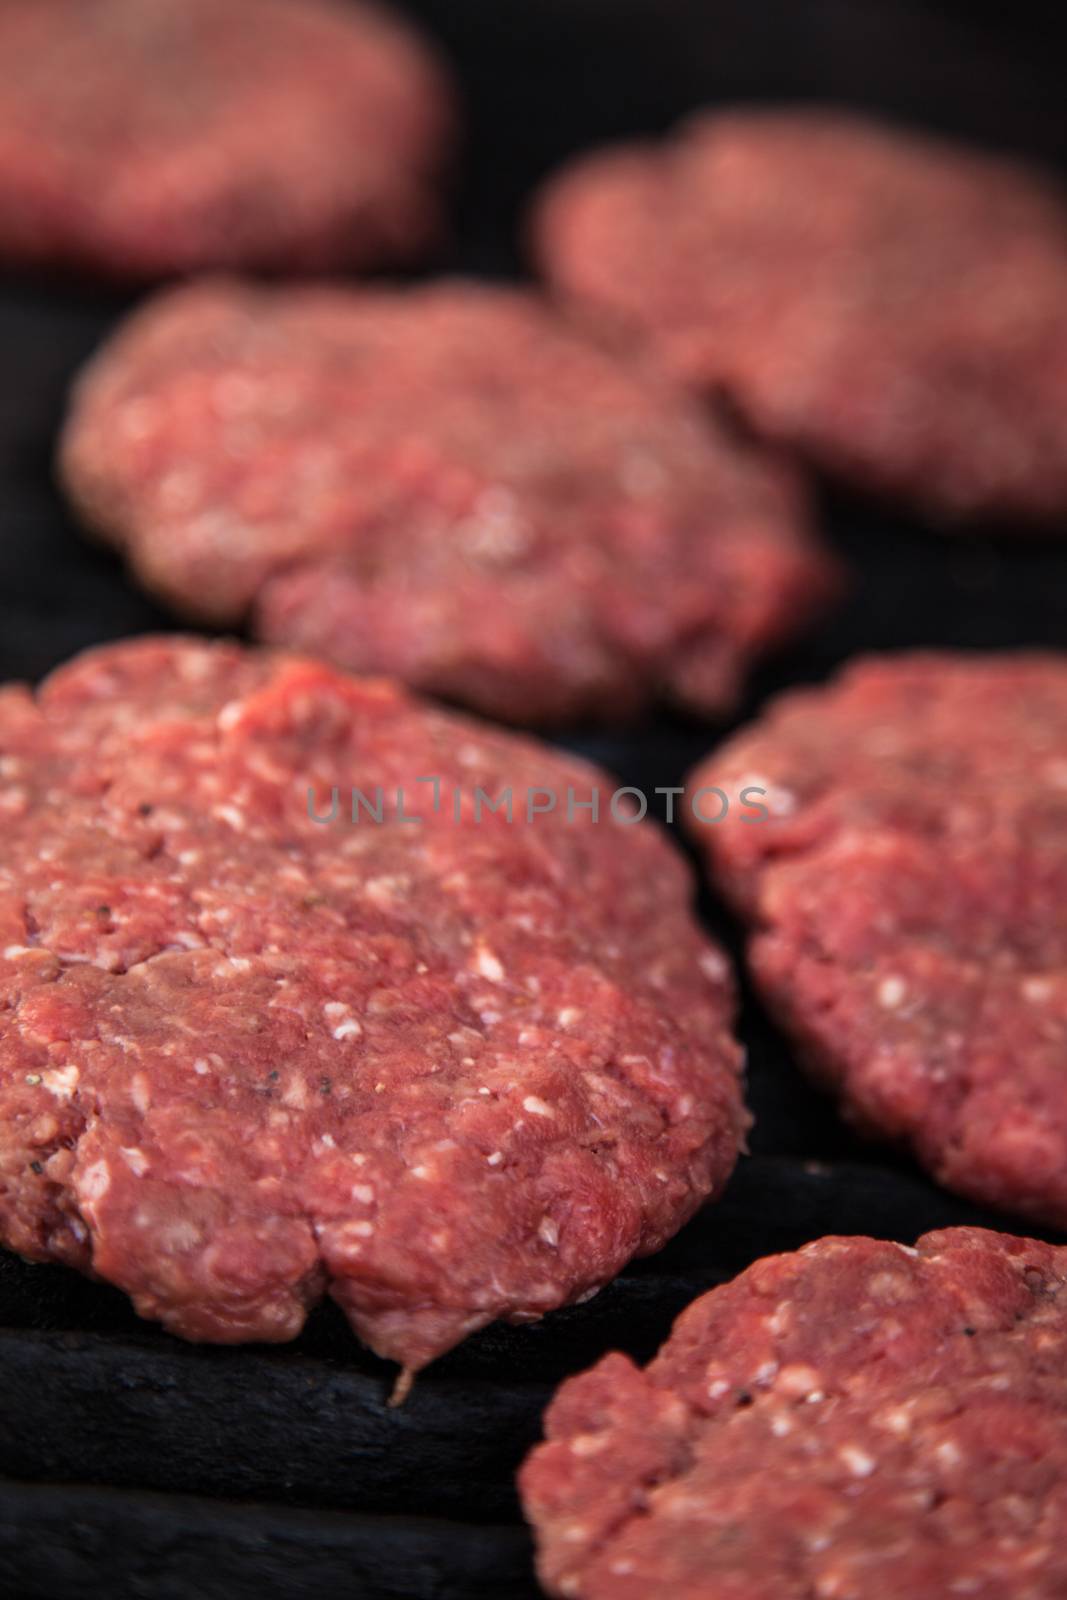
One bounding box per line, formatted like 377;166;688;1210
533;108;1067;526
685;653;1067;1228
0;637;746;1375
521;1228;1067;1600
57;279;836;727
0;0;455;278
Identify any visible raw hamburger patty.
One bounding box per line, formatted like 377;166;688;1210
686;653;1067;1228
533;108;1067;525
0;637;746;1374
58;279;836;726
0;0;455;278
521;1227;1067;1600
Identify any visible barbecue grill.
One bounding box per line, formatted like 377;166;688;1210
1;2;1065;1596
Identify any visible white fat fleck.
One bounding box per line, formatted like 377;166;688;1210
776;1362;823;1398
486;1151;504;1167
707;1378;730;1400
246;751;289;784
538;1216;560;1248
557;1007;581;1027
120;1147;149;1177
192;1059;210;1076
936;1441;963;1469
364;875;410;907
754;1360;779;1386
410;1165;432;1180
840;1445;876;1477
3;945;36;959
217;700;245;733
213;804;246;831
80;1160;111;1202
213;957;252;978
282;1078;308;1110
569;1433;607;1458
312;1134;336;1154
321;998;363;1036
130;1073;152;1113
522;1095;553;1118
738;771;796;817
351;1184;375;1204
698;950;730;983
877;975;908;1009
42;1065;79;1101
159;1220;203;1252
1023;976;1054;1003
769;1414;793;1437
472;945;505;983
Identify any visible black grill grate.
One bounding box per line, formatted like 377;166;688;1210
1;3;1066;1596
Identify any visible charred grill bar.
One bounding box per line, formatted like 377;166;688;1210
1;2;1065;1597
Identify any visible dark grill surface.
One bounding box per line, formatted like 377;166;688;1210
1;3;1066;1596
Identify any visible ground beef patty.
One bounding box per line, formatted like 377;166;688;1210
0;0;455;278
686;653;1067;1228
521;1227;1067;1600
533;108;1067;526
0;637;745;1375
58;278;835;726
